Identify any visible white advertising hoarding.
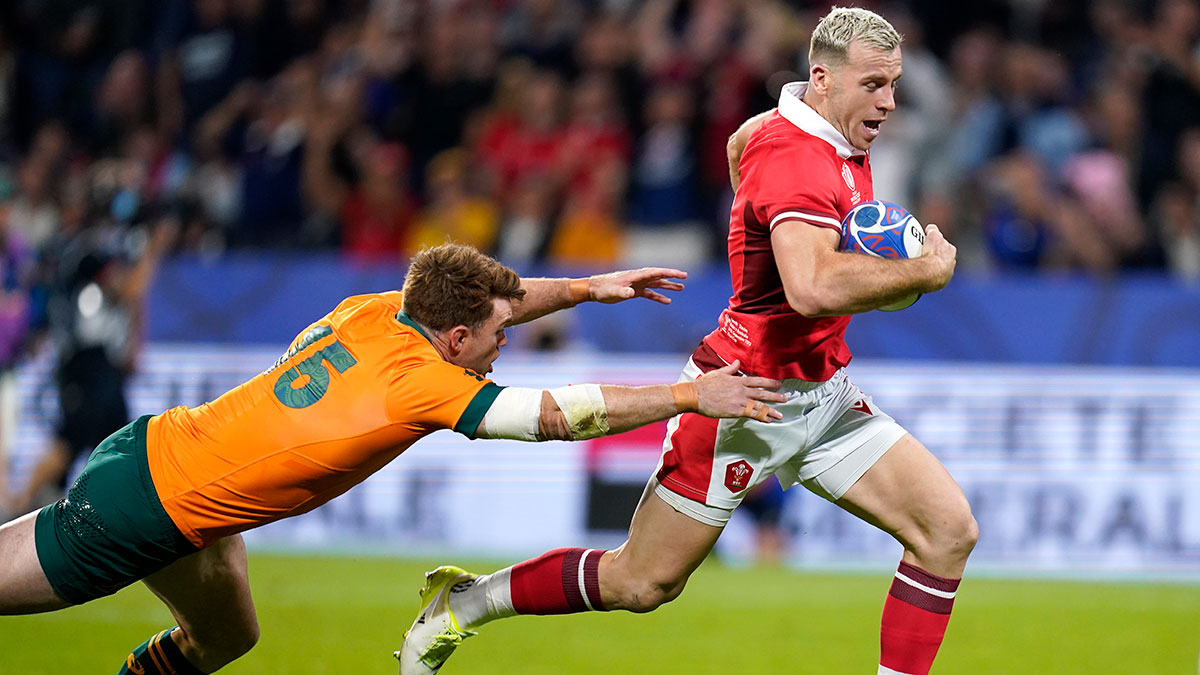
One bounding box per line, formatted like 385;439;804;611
7;347;1198;578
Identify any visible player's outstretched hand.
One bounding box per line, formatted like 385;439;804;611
921;224;957;291
587;268;687;305
693;360;786;422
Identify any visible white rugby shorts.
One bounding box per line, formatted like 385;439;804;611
652;359;907;525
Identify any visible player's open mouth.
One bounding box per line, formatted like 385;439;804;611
862;119;883;140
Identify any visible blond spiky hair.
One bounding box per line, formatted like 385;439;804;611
809;6;903;66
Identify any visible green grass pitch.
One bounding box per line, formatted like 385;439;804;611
2;554;1197;674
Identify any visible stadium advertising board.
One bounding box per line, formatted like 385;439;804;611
8;348;1198;578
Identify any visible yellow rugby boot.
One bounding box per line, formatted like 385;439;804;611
395;566;477;674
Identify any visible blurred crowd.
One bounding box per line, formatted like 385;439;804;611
0;0;1198;284
1;0;1199;511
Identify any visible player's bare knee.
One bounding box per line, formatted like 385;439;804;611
952;511;980;557
236;619;261;654
195;630;258;669
181;614;259;668
923;508;978;563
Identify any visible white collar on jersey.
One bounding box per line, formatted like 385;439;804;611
777;81;865;160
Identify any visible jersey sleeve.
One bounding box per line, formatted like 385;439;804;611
748;144;843;233
387;359;505;437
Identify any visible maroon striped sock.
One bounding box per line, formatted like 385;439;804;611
879;561;960;675
509;548;607;614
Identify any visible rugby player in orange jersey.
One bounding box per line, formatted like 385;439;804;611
0;243;787;674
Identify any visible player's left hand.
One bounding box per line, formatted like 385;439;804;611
587;268;687;305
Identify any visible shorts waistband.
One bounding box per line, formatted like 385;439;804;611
780;368;846;394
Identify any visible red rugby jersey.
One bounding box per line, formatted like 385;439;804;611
699;81;874;381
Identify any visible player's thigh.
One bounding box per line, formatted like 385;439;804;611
0;511;71;614
142;534;258;641
607;480;724;582
835;433;974;554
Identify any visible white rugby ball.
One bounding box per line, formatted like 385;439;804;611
840;200;925;311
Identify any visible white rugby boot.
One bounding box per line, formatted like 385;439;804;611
395;566;478;674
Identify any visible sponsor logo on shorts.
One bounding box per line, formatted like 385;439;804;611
851;398;873;415
724;460;754;493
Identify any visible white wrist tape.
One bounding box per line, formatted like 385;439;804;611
547;383;610;440
477;387;542;441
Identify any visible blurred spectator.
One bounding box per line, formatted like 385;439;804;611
1138;0;1200;207
1061;148;1146;267
186;81;256;248
980;153;1054;270
463;58;532;176
477;67;567;204
10;0;148;141
88;50;153;157
0;27;14;155
499;0;581;73
557;72;631;214
549;162;626;266
398;7;497;179
1154;181;1200;281
623;81;707;268
356;3;418;139
547;69;632;267
301;30;406;254
157;0;253;137
0;203;33;513
941;27;1007;178
495;174;557;268
1011;46;1089;173
9;157;61;254
1158;127;1200;281
982;152;1130;273
240;0;334;79
571;11;639;131
410;148;500;255
339;142;417;260
231;63;314;247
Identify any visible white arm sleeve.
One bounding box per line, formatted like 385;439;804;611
477;386;543;441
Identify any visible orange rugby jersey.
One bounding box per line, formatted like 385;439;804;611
145;291;501;548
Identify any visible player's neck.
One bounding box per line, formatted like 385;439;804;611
423;324;456;363
800;91;851;148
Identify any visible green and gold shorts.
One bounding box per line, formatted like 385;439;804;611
34;415;198;605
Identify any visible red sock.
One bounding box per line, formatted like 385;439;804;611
879;561;960;675
509;547;606;614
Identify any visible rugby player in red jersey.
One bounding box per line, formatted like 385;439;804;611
402;8;975;675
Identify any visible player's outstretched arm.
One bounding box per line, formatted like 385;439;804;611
474;361;785;441
509;269;687;325
775;221;957;316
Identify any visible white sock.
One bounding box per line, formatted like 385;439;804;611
448;568;516;630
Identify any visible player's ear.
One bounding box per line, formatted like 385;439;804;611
810;63;832;94
448;325;470;354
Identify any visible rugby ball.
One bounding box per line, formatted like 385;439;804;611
840;200;924;311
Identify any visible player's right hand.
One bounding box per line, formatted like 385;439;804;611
693;361;786;422
922;224;957;291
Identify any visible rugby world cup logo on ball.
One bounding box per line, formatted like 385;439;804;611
840;200;925;311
